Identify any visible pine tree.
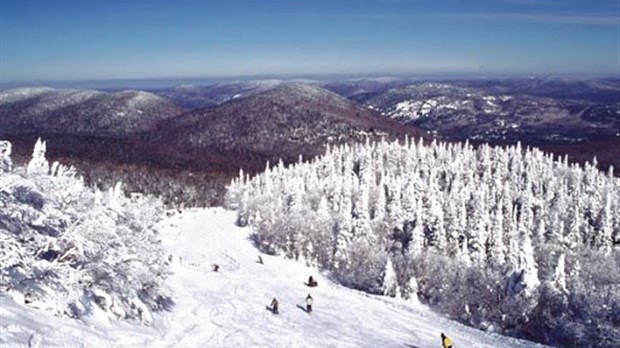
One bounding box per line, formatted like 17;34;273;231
0;140;13;173
550;253;568;296
382;257;400;297
27;138;49;176
226;137;620;347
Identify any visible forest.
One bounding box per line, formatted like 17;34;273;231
227;137;620;347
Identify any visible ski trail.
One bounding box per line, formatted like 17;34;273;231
157;208;549;348
1;208;551;347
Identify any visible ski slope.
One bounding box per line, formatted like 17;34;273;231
1;208;549;347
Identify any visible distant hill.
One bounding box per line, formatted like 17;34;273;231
0;88;184;136
153;80;285;109
1;79;617;207
360;81;619;144
321;77;411;104
152;84;423;166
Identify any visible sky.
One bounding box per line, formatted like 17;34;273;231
0;0;619;82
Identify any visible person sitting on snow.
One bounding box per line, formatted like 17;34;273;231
270;297;279;314
308;276;318;287
441;332;453;348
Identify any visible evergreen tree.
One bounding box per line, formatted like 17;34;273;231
0;140;13;173
382;257;400;297
226;137;620;348
27;138;49;176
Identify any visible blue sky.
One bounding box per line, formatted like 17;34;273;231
1;0;618;82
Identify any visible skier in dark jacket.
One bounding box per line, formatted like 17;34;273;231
270;297;279;314
305;294;313;313
441;333;453;348
308;276;317;287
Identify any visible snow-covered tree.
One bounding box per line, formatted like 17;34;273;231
0;140;170;325
550;253;568;295
0;140;13;173
27;138;50;176
382;258;400;297
226;137;620;347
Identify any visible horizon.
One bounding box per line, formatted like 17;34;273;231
1;71;618;90
1;0;619;84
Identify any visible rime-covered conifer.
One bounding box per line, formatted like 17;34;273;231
227;137;619;347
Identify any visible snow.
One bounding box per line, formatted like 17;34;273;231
392;100;424;120
389;98;468;121
482;95;499;113
248;79;283;88
122;90;163;108
1;208;548;348
0;87;54;104
0;88;100;113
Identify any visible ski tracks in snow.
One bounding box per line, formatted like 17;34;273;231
0;208;549;347
155;208;549;348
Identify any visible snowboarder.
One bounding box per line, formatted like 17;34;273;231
441;333;453;348
270;297;279;314
308;276;317;287
305;294;313;313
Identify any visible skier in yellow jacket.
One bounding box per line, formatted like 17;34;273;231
441;333;453;348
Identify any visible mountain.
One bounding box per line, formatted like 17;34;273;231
451;77;620;103
321;77;411;104
0;87;184;136
153;84;423;166
1;79;616;209
362;81;620;144
152;80;285;109
0;207;549;348
1;84;425;206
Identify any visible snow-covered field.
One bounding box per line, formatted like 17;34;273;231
1;208;548;347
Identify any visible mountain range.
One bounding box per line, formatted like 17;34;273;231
151;84;421;165
0;77;617;205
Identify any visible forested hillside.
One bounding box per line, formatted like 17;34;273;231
227;138;620;347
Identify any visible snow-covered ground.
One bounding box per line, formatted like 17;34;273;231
0;208;549;348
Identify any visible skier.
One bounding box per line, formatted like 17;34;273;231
305;294;313;313
308;276;317;287
257;255;264;264
213;264;220;272
270;297;279;314
441;333;453;348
